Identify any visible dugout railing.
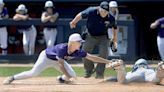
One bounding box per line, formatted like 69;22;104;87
0;19;136;63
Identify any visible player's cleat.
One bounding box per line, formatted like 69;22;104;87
84;74;91;78
84;70;95;78
95;75;104;79
57;76;66;83
3;76;14;85
56;76;75;84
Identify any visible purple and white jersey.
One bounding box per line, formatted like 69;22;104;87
157;17;164;38
46;43;87;60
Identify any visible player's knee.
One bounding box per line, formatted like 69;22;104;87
29;70;40;77
23;42;28;47
1;45;7;49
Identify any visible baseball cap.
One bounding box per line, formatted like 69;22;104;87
109;1;118;8
100;1;109;12
69;33;85;43
45;1;54;8
16;4;28;12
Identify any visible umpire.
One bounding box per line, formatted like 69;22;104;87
70;1;118;79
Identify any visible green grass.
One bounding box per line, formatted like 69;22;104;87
0;67;131;77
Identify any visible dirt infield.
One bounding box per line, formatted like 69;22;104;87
0;77;163;92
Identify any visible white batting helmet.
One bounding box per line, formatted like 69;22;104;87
0;0;4;5
45;1;54;8
109;1;118;8
16;4;28;13
135;58;148;65
131;58;149;72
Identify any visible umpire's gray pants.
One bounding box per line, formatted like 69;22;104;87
82;34;108;76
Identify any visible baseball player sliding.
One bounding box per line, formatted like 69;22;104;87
3;33;112;85
0;0;9;55
103;59;164;84
41;1;59;48
150;17;164;61
13;4;37;55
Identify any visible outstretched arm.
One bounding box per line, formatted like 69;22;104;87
50;12;59;23
85;53;112;64
13;14;29;21
70;7;92;29
70;13;82;29
150;20;159;29
41;12;52;23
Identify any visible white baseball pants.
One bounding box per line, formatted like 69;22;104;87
43;28;57;48
13;50;76;80
0;27;7;49
20;25;37;55
157;36;164;61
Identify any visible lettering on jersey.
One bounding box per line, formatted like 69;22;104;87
105;21;110;27
56;56;74;60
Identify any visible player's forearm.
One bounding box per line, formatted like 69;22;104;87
41;16;51;23
13;16;22;21
58;60;71;78
13;14;28;21
150;20;159;29
113;28;118;43
71;13;82;24
150;23;157;29
85;54;112;64
50;13;59;22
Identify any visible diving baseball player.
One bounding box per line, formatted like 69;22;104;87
150;17;164;61
3;33;112;85
13;4;37;55
108;1;119;55
41;1;59;48
104;59;164;84
0;0;9;55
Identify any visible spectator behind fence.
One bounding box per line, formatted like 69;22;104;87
0;0;9;55
108;1;119;56
13;4;37;55
41;1;59;48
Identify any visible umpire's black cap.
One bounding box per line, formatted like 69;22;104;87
100;1;109;12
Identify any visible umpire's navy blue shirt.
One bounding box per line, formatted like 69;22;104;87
81;7;117;36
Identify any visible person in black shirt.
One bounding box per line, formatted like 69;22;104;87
70;1;118;79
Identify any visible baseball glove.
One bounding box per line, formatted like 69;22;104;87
110;41;117;52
